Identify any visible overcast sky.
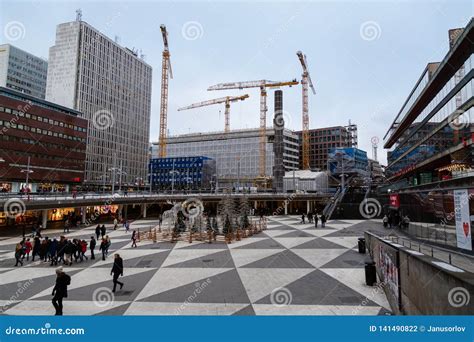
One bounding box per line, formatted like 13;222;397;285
1;0;472;165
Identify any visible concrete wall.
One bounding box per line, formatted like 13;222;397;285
365;232;474;315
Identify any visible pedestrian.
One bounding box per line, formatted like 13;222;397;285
95;224;101;240
100;238;107;261
49;238;58;266
131;230;137;248
105;235;111;256
64;240;74;266
388;214;393;229
80;240;88;261
125;221;130;233
158;214;163;229
307;212;313;224
383;215;388;228
100;224;106;238
110;254;124;293
301;213;306;224
57;236;66;264
321;214;327;228
51;266;71;316
403;215;410;230
63;219;70;233
90;236;96;260
14;242;25;266
113;217;118;230
24;238;32;261
314;213;319;228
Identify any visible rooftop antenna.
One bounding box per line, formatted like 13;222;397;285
75;9;82;22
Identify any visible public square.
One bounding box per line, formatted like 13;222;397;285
0;216;392;316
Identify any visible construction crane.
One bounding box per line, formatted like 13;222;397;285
158;24;173;158
177;94;250;133
208;80;298;182
297;51;316;170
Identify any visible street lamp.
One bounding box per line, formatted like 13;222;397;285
20;156;34;191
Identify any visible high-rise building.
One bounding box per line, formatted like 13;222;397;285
0;44;48;99
45;20;152;187
296;125;358;171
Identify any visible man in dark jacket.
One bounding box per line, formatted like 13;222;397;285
100;225;106;238
110;253;124;293
90;236;96;260
52;266;71;315
95;225;101;240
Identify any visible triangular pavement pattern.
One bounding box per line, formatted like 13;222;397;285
292;238;347;249
272;237;317;249
320;249;367;269
229;249;283;268
4;300;131;316
161;248;228;268
92;248;172;269
241;249;314;269
234;237;285;250
164;249;235;268
135;267;232;301
125;302;248;315
321;236;360;250
274;230;315;238
237;268;314;303
291;249;348;269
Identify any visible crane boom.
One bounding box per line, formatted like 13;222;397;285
208;79;298;180
178;95;249;132
158;25;172;158
297;50;315;170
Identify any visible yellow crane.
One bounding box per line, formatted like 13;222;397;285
297;51;316;170
177;94;250;133
158;24;173;157
208;79;298;180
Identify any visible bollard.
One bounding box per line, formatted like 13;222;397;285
365;261;376;286
358;238;366;254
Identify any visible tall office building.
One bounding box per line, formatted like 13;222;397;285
0;44;48;99
45;20;152;187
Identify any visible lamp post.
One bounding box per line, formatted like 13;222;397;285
20;156;34;191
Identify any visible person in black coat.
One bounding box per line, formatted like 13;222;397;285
90;236;96;260
100;225;106;238
321;214;327;228
52;266;71;315
95;225;101;240
110;254;124;293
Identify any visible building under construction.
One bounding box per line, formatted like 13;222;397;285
150;127;299;188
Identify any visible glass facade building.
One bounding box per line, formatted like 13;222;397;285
0;44;48;99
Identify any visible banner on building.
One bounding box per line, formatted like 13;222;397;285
453;189;472;251
389;194;400;208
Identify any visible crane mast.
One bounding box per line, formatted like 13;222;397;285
158;25;172;158
297;51;315;170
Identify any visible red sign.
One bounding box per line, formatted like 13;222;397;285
389;194;400;208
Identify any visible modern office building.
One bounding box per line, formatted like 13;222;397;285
368;159;384;183
296;124;358;171
150;128;300;188
328;147;369;177
0;86;87;193
0;44;48;99
45;19;152;188
149;156;216;191
383;19;473;228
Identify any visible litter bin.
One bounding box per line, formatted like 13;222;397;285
365;261;376;286
358;237;366;254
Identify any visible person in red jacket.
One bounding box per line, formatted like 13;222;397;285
24;238;33;261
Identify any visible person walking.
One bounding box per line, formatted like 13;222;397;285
321;214;327;228
314;213;319;228
301;213;306;224
90;236;96;260
14;241;25;266
110;254;124;293
131;230;137;248
383;215;388;228
51;266;71;316
113;217;118;230
32;236;41;262
307;212;313;224
49;238;58;266
99;238;107;261
24;238;32;261
95;225;101;240
100;224;106;238
80;240;88;261
64;240;74;266
125;221;130;233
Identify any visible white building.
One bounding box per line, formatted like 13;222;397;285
0;44;48;99
150;128;300;187
283;170;328;193
46;20;152;187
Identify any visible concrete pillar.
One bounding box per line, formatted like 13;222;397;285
254;201;258;209
284;201;288;215
307;200;310;214
142;204;147;218
124;205;128;220
42;209;48;229
82;207;86;224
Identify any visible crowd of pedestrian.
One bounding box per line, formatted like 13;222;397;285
300;212;326;228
